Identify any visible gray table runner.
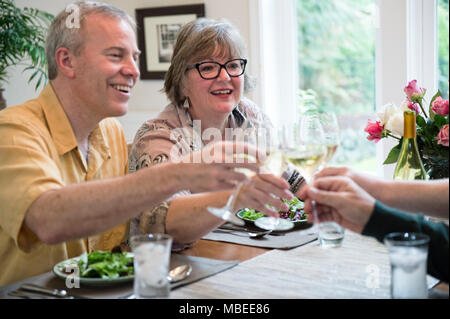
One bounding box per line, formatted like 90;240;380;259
0;254;239;299
202;222;318;249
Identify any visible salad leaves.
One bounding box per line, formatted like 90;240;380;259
282;197;306;220
240;198;307;221
77;251;133;279
240;208;265;220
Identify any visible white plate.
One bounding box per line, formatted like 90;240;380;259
53;253;134;287
255;217;295;231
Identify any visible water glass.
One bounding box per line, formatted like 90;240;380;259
384;232;430;299
130;233;173;299
318;221;345;248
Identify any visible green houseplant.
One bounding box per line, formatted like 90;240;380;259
0;0;54;109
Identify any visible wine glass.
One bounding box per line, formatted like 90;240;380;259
280;114;327;227
318;112;340;167
206;122;259;226
253;127;294;231
282;113;345;247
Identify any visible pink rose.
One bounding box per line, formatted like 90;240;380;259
364;120;384;143
436;124;449;147
404;80;426;103
403;98;420;114
431;96;449;116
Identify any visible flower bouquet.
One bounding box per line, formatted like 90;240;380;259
364;80;449;179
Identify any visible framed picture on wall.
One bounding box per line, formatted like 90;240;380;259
135;4;205;80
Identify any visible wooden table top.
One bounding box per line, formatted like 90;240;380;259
178;239;270;262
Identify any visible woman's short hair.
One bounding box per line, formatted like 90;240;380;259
46;1;135;80
164;18;255;107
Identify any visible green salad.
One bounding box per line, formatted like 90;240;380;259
240;208;265;220
240;197;306;221
77;251;134;279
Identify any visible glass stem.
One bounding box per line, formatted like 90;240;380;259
226;182;245;210
311;200;319;222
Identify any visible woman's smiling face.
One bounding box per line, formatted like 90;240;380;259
182;50;244;120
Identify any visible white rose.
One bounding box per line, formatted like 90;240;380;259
377;102;404;136
385;111;404;136
377;102;399;124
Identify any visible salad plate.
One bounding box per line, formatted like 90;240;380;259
53;251;134;287
254;216;295;231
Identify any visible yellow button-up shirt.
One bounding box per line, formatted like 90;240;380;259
0;84;129;286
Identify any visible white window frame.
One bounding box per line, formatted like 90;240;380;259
248;0;298;127
250;0;439;179
407;0;438;96
376;0;438;179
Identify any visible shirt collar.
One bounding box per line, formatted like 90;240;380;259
39;84;78;156
39;83;110;159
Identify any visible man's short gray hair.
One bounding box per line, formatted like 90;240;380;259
46;1;135;80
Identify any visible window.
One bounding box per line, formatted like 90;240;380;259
438;0;449;99
253;0;446;178
296;0;377;172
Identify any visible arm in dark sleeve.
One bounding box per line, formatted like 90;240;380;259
362;200;449;283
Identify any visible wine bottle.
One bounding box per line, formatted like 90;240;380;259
393;110;428;180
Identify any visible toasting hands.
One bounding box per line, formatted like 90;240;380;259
299;176;376;234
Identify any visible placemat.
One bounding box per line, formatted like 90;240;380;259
0;254;239;299
202;222;318;249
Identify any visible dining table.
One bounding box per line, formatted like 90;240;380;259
1;223;448;303
176;230;449;299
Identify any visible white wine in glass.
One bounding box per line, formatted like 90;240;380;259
285;150;326;182
282;115;327;184
325;144;338;164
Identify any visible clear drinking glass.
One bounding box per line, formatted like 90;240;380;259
130;234;173;299
384;232;430;299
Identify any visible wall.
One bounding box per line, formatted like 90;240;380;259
5;0;252;141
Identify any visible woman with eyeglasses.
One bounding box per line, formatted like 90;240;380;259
128;18;299;249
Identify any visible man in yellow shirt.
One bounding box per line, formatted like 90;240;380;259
0;2;275;286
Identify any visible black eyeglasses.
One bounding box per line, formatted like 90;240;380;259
186;58;247;80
